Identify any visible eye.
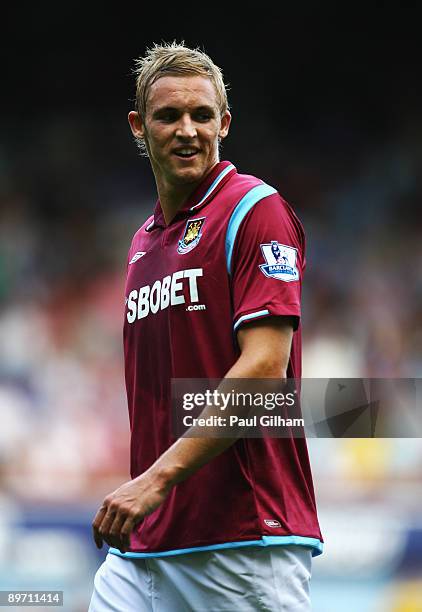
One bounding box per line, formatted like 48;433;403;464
161;113;176;123
195;112;212;122
156;110;178;123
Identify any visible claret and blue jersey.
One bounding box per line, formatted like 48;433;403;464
112;161;323;560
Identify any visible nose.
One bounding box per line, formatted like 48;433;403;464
175;113;197;140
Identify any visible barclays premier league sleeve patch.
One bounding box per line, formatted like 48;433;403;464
259;241;299;281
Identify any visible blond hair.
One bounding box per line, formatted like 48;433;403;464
133;41;229;120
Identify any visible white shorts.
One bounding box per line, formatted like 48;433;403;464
89;545;312;611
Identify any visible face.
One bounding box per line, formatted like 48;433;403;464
128;75;231;189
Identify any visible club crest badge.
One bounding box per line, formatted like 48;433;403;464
259;241;299;282
177;217;205;254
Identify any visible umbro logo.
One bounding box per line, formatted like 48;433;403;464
129;251;146;264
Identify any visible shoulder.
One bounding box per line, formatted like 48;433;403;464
132;215;154;241
127;215;154;262
221;170;265;204
226;181;306;275
247;191;305;247
229;173;305;249
132;215;154;244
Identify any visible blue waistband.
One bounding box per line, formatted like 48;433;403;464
109;535;323;559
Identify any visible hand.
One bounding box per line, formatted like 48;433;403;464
92;470;171;554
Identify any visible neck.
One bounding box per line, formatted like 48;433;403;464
154;163;219;225
156;180;198;225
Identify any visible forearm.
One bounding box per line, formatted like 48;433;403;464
146;435;236;491
145;348;287;490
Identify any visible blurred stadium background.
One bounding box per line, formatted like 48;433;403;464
1;7;421;611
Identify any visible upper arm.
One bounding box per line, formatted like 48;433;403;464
229;191;305;335
226;189;304;378
230;315;295;378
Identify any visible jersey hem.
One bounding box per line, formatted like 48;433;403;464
233;307;300;332
109;535;323;560
233;309;271;330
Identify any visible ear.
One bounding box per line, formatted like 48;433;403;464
218;110;232;140
128;111;145;139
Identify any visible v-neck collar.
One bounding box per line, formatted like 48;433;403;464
148;161;236;230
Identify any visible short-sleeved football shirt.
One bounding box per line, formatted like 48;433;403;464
110;161;323;560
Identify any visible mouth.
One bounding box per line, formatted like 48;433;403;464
172;147;200;160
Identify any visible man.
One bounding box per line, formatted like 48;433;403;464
90;42;322;611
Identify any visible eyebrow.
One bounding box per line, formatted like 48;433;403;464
152;105;216;117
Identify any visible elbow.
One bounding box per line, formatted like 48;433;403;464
248;355;287;379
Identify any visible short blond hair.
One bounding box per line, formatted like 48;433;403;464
133;41;229;120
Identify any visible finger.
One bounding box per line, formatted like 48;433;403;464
108;512;127;551
119;515;136;553
93;526;103;549
97;508;118;548
92;505;108;549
